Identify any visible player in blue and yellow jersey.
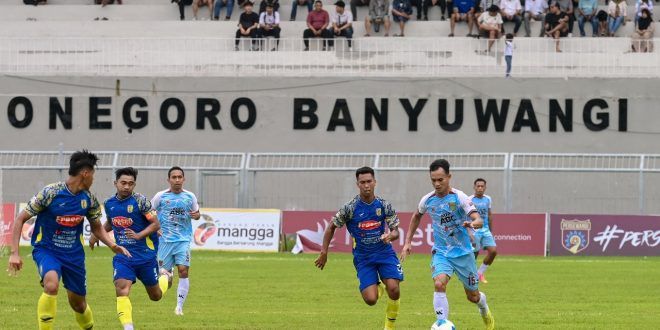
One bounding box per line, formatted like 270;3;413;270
89;167;172;330
401;159;494;330
151;166;200;316
315;167;403;330
7;150;130;330
469;178;497;284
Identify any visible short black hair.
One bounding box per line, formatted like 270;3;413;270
68;149;99;176
474;178;487;185
429;159;450;174
115;167;138;181
168;166;185;178
355;166;375;179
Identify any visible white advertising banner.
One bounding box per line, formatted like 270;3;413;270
192;208;281;252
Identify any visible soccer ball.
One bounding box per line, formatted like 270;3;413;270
431;319;456;330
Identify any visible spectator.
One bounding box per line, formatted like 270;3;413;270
365;0;392;36
392;0;414;35
410;0;424;20
635;0;653;26
172;0;193;20
477;5;503;51
608;0;627;36
193;0;214;19
303;0;333;50
260;0;280;12
596;9;608;36
632;8;654;51
214;0;235;20
423;0;450;20
100;0;122;6
258;3;281;50
291;0;314;20
330;1;354;48
504;33;514;77
545;2;569;52
553;0;574;36
500;0;522;35
523;0;547;36
235;1;260;50
577;0;598;36
351;0;370;21
476;0;500;20
449;0;476;36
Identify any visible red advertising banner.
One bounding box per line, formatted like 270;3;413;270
1;204;16;246
549;214;660;256
282;211;547;256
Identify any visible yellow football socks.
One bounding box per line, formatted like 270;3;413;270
158;275;170;295
117;296;133;327
75;304;94;330
384;298;400;330
37;293;57;330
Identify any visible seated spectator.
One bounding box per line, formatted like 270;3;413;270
597;9;608;36
24;0;47;5
303;0;333;50
193;0;214;19
410;0;423;20
545;2;569;52
258;3;281;50
608;0;627;37
351;0;370;21
291;0;314;20
260;0;280;12
635;0;653;26
632;8;654;52
392;0;414;36
423;0;450;21
449;0;476;36
577;0;598;37
553;0;574;36
330;1;354;48
477;5;503;51
100;0;122;6
214;0;235;20
500;0;522;35
476;0;500;21
172;0;194;20
235;1;260;51
365;0;392;36
523;0;547;36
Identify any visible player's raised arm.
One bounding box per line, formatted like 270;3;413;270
7;210;33;276
400;211;423;262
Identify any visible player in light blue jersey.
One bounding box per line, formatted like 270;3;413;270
315;167;403;330
151;166;200;316
401;159;494;330
469;178;497;284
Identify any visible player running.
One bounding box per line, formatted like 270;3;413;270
315;167;403;330
469;178;497;284
400;159;495;330
89;167;172;330
7;150;130;330
152;166;200;316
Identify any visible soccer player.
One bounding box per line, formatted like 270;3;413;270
400;159;494;330
469;178;497;284
152;166;201;316
89;167;172;330
7;150;131;330
315;167;403;330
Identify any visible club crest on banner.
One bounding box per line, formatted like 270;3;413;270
561;219;591;254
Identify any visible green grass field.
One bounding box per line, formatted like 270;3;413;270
1;247;659;329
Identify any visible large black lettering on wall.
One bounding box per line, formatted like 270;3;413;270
400;98;427;131
160;98;186;130
327;99;355;131
583;99;609;131
230;98;256;130
197;98;221;130
123;97;149;129
618;99;627;132
89;97;112;129
365;98;388;131
49;97;72;129
438;99;463;132
512;99;540;132
7;96;33;128
293;98;318;129
549;99;573;132
475;99;509;132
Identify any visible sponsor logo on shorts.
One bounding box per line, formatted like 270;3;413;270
112;216;134;228
56;215;84;227
358;220;381;231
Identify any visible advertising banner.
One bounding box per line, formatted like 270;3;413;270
1;204;16;247
282;211;547;256
549;214;660;256
192;208;281;252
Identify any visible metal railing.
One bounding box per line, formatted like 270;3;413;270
0;37;658;77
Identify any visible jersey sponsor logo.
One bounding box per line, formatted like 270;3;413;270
81;200;88;209
56;215;84;227
561;219;591;254
440;212;454;225
112;216;134;228
127;205;134;213
358;220;381;231
169;207;187;216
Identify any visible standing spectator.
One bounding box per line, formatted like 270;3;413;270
235;1;260;51
260;0;280;12
193;0;214;19
423;0;450;20
258;3;281;50
291;0;314;20
477;5;503;51
351;0;370;21
523;0;547;36
545;2;569;52
635;0;653;26
553;0;574;36
504;33;514;77
365;0;392;36
172;0;193;21
214;0;235;20
608;0;627;36
449;0;476;36
631;8;654;52
303;0;333;50
330;1;354;48
577;0;598;36
500;0;522;35
392;0;414;35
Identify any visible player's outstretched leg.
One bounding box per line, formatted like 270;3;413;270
478;246;497;284
158;268;173;297
175;265;190;316
68;291;94;330
115;279;134;330
467;289;494;330
433;275;450;326
37;270;59;330
383;279;401;330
